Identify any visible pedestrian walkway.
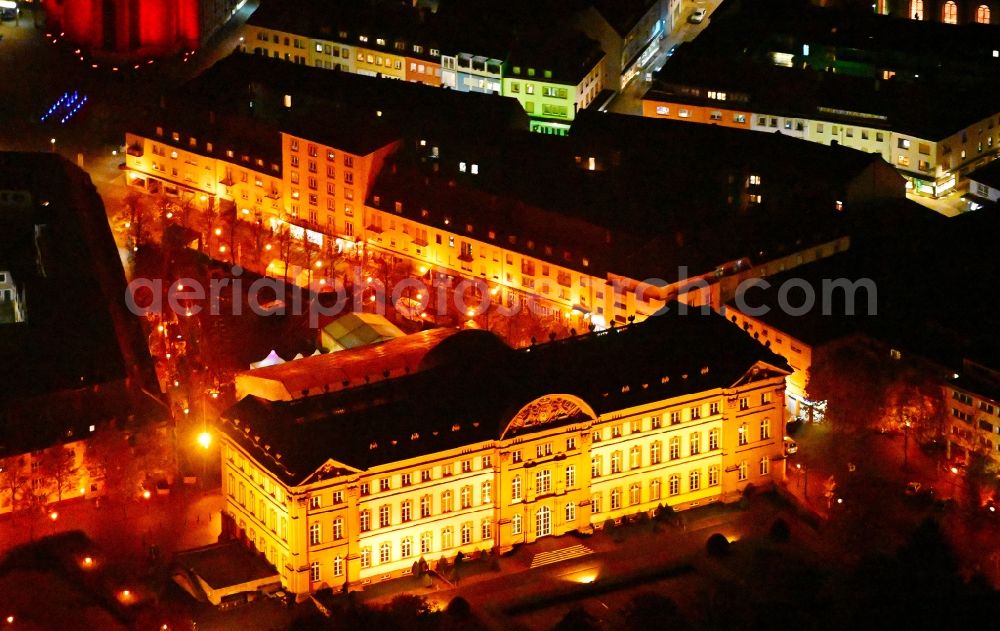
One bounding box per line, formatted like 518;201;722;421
529;544;593;569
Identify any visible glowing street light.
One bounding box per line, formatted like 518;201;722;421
49;510;59;521
142;489;151;500
197;431;212;449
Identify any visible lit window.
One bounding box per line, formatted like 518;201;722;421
910;0;924;20
978;5;992;24
943;1;958;24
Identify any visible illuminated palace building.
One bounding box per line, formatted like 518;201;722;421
42;0;245;55
218;310;790;593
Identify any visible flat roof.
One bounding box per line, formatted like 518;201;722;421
237;327;460;400
175;541;279;590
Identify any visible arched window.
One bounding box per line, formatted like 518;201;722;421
943;1;958;23
511;475;522;501
565;501;576;522
910;0;924;19
512;513;522;535
977;4;991;23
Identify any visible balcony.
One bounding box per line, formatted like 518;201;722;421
126;143;144;157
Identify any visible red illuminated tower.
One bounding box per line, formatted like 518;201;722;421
43;0;239;57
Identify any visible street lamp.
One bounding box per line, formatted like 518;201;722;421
795;463;809;500
197;431;212;450
50;138;57;153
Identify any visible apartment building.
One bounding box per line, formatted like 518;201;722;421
241;0;606;128
574;0;673;89
643;48;1000;197
124;55;903;328
642;0;1000;196
946;360;1000;465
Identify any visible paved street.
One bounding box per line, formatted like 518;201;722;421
608;0;723;115
0;486;224;573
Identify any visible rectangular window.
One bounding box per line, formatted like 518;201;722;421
536;469;551;495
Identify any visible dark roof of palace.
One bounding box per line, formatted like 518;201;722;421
219;306;790;485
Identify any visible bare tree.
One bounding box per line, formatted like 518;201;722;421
0;458;30;514
38;445;78;503
303;235;318;288
276;225;294;285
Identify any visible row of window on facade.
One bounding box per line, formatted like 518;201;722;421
593;459;770;512
151;131;281;173
301;455;775;584
910;1;992;23
308;516;490;583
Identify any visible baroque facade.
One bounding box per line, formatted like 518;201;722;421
217;310;790;593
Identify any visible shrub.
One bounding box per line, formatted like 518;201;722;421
446;596;471;617
706;533;731;557
769;518;791;543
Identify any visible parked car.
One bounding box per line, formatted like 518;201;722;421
689;7;707;23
